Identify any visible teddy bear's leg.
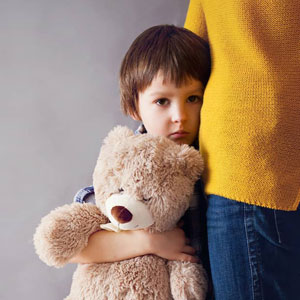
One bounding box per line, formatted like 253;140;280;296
167;260;207;300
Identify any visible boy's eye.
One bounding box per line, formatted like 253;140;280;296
187;95;201;103
118;188;124;193
155;98;169;106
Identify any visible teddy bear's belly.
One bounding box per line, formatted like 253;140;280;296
67;255;172;300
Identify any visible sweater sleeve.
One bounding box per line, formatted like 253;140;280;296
184;0;208;42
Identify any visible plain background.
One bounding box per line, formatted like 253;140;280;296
0;0;190;299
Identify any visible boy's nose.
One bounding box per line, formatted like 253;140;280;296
171;105;187;123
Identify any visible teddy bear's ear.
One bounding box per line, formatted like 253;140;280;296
103;126;134;146
176;144;204;181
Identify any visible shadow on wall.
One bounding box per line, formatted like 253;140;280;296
0;0;190;299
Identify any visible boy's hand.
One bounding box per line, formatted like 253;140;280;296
147;227;198;263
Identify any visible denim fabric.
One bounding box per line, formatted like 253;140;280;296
182;180;209;267
73;185;94;203
206;194;300;300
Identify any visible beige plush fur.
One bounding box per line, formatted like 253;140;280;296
34;126;207;299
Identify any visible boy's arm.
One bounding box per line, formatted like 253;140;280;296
70;226;198;264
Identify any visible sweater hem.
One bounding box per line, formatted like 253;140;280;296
205;190;300;211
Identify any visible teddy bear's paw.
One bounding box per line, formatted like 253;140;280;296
171;284;207;300
183;282;207;300
168;261;207;300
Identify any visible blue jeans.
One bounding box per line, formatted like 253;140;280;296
206;194;300;300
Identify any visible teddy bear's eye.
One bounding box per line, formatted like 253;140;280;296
118;188;124;193
143;197;152;202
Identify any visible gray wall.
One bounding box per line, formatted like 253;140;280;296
0;0;189;299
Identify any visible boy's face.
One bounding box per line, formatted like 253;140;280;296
133;72;203;145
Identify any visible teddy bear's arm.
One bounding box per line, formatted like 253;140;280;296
34;202;107;268
167;260;208;300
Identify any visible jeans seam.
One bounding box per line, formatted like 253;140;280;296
244;204;264;300
244;204;255;300
273;210;282;244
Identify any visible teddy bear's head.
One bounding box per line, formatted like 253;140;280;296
93;126;204;233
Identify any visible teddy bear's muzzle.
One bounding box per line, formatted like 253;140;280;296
101;193;154;232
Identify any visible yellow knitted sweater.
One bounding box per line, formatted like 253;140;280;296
185;0;300;210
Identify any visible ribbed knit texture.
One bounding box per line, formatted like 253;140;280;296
185;0;300;210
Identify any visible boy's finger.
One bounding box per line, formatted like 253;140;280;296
178;253;199;263
182;245;196;255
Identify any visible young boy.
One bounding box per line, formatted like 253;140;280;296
71;25;210;269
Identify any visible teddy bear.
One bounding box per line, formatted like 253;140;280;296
34;126;207;300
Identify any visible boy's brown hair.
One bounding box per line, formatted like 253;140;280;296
119;24;211;118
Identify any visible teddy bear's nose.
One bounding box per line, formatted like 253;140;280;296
111;206;133;223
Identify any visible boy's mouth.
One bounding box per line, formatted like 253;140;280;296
169;130;189;139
